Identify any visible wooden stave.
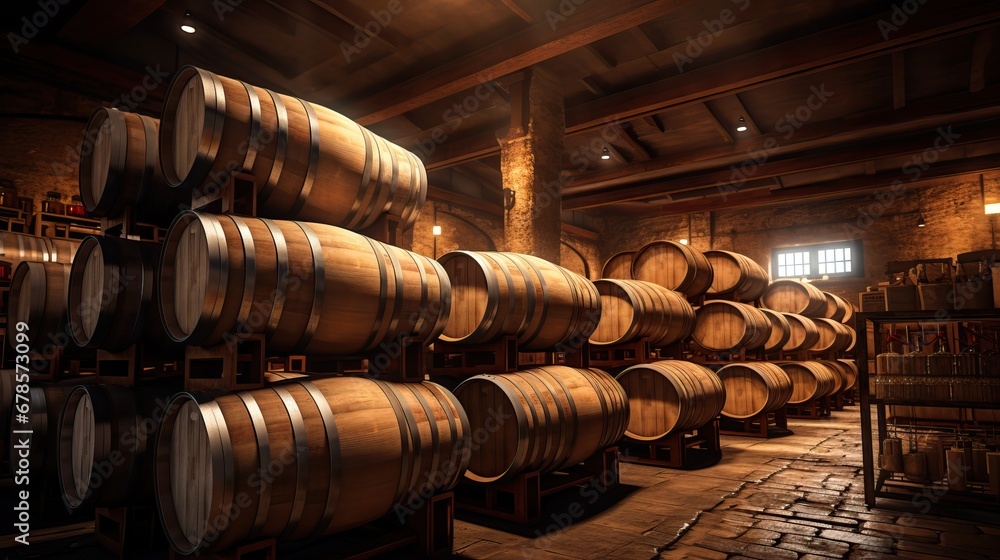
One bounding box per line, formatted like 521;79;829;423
836;359;859;390
716;362;794;418
453;366;628;483
814;360;845;395
821;292;850;322
57;384;170;508
600;251;635;279
78;108;186;227
7;262;73;351
781;312;821;352
692;300;772;352
758;308;792;353
615;361;726;440
437;251;521;345
774;361;838;404
159;66;426;231
67;236;170;350
631;240;715;297
762;280;828;317
590;279;688;346
0;231;80;269
154;377;470;554
704;250;770;301
158;211;451;355
811;318;853;354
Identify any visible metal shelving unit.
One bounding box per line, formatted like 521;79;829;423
857;310;1000;508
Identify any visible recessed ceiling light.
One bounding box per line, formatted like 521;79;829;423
181;11;196;33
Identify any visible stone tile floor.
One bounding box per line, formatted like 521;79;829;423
451;410;1000;559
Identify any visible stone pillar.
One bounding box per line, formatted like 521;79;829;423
499;69;565;263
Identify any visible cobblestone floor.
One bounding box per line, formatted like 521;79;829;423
452;409;1000;559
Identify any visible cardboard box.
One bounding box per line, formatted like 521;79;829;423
884;285;918;311
859;291;885;312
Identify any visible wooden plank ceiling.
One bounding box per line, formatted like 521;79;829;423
2;0;999;218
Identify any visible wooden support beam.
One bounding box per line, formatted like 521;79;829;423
57;0;167;44
566;85;1000;191
603;143;629;164
971;30;994;93
892;51;906;109
507;71;532;138
700;103;734;144
563;120;1000;209
583;45;616;70
310;0;411;50
629;26;660;55
562;222;599;241
612;123;652;161
566;1;1000;133
643;114;666;134
613;154;1000;217
425;129;505;170
266;0;360;46
341;0;697;125
496;0;534;23
580;76;605;96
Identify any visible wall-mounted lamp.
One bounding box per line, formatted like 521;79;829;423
986;203;1000;215
601;147;610;160
678;238;688;245
736;116;748;132
432;225;442;236
917;216;926;228
180;10;196;33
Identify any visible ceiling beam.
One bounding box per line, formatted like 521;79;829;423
310;0;411;50
611;123;652;161
564;121;1000;209
582;45;616;70
971;30;994;93
892;51;906;109
496;0;535;23
342;0;697;125
612;154;1000;217
566;85;1000;191
566;1;1000;133
57;0;167;44
700;103;734;144
629;26;660;55
427;186;503;217
580;76;605;96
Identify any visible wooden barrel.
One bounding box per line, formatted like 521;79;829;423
67;236;170;351
615;361;726;439
631;240;714;297
716;362;793;419
758;308;791;353
781;313;820;353
841;302;856;324
704;250;769;301
821;291;851;322
589;279;694;346
814;360;845;395
437;251;599;351
7;262;72;350
837;359;858;390
0;231;79;269
9;384;67;477
811;318;853;353
453;366;627;483
155;377;469;554
158;211;450;354
78;108;188;227
160;66;426;231
775;361;838;404
691;300;771;351
761;279;827;317
601;251;634;279
58;384;171;508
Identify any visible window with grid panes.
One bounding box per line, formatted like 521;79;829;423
771;240;863;279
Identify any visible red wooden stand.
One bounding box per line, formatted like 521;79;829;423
95;344;184;386
719;408;791;438
27;346;96;381
785;396;832;418
456;447;619;525
618;420;722;469
94;506;164;559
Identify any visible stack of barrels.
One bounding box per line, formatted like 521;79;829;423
759;279;859;409
2;65;493;557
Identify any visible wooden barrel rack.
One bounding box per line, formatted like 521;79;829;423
618;419;722;469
